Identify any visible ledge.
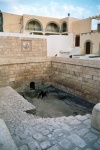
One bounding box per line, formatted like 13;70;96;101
0;118;18;150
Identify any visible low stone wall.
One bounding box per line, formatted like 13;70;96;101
0;56;100;104
0;60;51;91
51;57;100;104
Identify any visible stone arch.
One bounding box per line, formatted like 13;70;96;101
45;21;60;32
84;40;93;54
61;21;68;32
25;19;43;31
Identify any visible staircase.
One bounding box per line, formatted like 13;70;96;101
0;86;100;150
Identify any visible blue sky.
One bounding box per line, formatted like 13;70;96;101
0;0;100;19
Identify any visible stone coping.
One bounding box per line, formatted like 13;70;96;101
0;86;36;115
51;57;100;68
0;32;47;38
0;57;100;68
0;118;18;150
0;57;50;65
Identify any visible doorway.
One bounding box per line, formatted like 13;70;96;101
30;82;35;90
85;41;91;54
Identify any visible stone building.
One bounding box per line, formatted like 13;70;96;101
1;11;100;56
0;11;100;104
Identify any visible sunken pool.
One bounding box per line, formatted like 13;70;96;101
20;85;94;118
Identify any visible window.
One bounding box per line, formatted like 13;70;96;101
75;35;80;47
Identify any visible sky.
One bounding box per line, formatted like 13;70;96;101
0;0;100;19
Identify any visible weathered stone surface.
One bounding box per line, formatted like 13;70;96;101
0;87;100;150
18;145;29;150
40;141;51;149
84;133;98;141
77;128;90;136
58;139;73;149
28;140;41;150
0;118;18;150
91;103;100;131
33;133;45;141
67;134;87;148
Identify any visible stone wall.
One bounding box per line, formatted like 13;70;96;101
0;35;100;104
51;57;100;104
0;35;47;62
0;60;51;91
0;35;50;91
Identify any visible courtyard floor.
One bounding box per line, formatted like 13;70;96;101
0;86;100;150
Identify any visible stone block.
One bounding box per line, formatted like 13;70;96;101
67;134;87;148
91;103;100;131
0;118;18;150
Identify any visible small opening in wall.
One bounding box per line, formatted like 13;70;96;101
30;82;35;90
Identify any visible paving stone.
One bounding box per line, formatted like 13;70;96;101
41;129;50;136
47;145;61;150
74;124;87;130
83;119;91;126
73;147;81;150
18;145;29;150
46;126;54;132
37;127;47;133
28;140;41;150
94;143;100;150
67;134;87;148
65;116;76;123
69;119;81;126
53;129;62;134
84;133;98;141
85;114;92;119
77;128;90;136
47;134;52;138
58;139;73;149
33;133;45;141
85;148;93;150
58;133;64;137
49;137;57;144
97;139;100;144
61;124;72;132
40;141;51;149
75;115;88;121
13;135;24;147
91;128;100;135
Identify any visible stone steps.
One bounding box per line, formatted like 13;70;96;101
1;86;100;150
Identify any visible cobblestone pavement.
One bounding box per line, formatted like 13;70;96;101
0;87;100;150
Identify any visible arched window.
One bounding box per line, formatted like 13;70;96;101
26;20;42;31
46;22;59;32
61;22;67;32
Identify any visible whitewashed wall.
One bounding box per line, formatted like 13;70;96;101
47;33;74;57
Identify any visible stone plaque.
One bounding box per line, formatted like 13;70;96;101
21;40;32;51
